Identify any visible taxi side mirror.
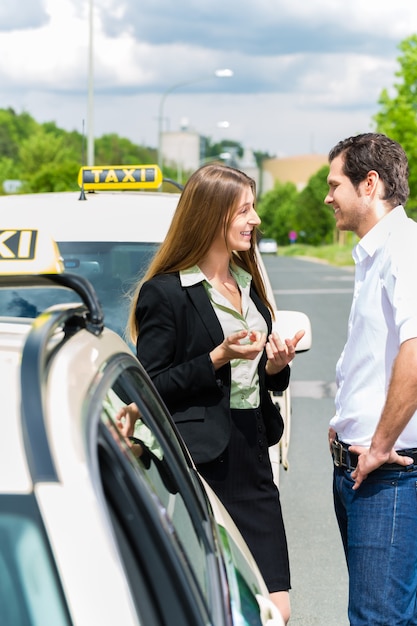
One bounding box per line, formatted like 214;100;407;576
272;310;312;353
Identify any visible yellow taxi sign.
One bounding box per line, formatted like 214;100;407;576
0;229;64;275
78;165;163;191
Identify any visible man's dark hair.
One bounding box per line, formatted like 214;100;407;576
328;133;409;207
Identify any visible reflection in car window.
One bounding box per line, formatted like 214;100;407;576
59;241;158;336
217;525;263;624
97;364;224;623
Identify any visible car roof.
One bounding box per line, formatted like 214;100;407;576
0;190;180;242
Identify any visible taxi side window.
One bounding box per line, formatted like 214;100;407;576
95;363;218;625
0;502;71;626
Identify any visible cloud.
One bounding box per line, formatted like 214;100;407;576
0;0;48;32
98;0;403;57
0;0;415;157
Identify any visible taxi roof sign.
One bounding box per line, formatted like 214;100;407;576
0;229;64;275
78;165;163;191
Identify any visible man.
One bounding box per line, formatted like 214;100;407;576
325;133;417;626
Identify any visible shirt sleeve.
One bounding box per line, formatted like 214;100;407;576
382;230;417;344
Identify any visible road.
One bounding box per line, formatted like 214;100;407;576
263;254;355;626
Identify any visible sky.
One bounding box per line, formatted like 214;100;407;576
1;0;416;158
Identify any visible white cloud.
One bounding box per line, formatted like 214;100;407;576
0;0;416;157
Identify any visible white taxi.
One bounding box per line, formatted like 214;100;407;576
0;227;285;625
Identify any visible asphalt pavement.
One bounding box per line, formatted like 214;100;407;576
263;254;355;626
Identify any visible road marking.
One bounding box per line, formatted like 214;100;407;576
274;288;353;295
290;380;337;399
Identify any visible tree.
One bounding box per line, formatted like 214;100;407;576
257;181;298;245
95;134;156;165
293;165;333;245
202;137;243;161
374;35;417;216
19;127;79;175
0;108;160;192
0;157;21;194
23;161;80;193
0;108;37;162
18;127;81;192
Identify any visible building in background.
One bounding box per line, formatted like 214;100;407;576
261;154;328;193
161;117;201;178
161;125;261;190
160;124;326;196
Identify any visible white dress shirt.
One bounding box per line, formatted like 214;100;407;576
330;206;417;448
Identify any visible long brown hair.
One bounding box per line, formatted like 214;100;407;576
127;162;273;343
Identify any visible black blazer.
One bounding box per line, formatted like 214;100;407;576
136;272;290;464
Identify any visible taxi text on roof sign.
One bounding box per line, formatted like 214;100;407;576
0;229;64;275
78;165;163;191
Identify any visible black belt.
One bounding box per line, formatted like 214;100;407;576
331;439;417;471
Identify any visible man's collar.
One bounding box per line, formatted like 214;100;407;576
354;205;406;262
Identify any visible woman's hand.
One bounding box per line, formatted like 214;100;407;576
265;329;305;375
210;329;267;369
115;402;141;438
115;402;144;458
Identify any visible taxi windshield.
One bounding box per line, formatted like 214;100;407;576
0;241;158;340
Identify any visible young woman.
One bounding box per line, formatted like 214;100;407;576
127;162;304;623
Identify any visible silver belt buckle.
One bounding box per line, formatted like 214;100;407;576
331;439;344;467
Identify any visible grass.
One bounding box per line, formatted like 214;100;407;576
278;243;355;266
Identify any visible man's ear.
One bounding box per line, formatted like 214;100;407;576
365;170;379;194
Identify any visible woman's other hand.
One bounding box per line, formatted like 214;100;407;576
265;329;305;375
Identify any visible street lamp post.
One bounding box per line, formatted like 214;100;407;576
87;0;94;166
157;68;233;170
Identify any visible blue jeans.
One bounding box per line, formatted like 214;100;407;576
333;466;417;626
